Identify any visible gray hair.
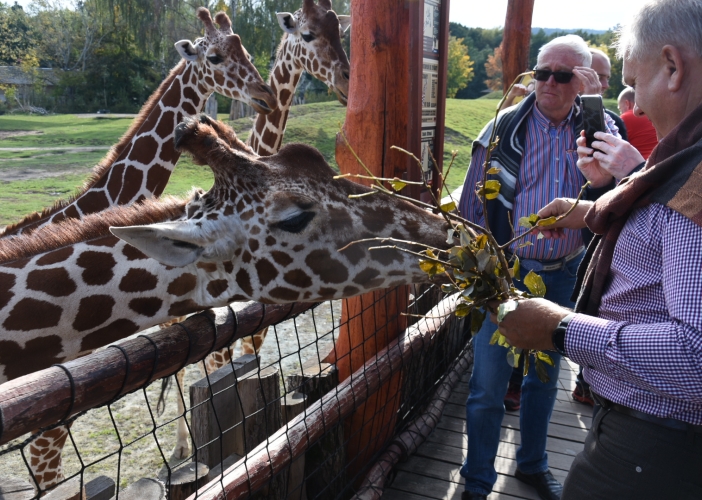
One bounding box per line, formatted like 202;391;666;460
537;34;592;67
618;86;635;103
615;0;702;61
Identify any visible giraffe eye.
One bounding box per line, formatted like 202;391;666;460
301;33;315;43
207;54;224;65
275;212;316;233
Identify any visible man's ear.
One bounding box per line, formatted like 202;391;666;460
662;44;685;92
277;12;298;34
111;222;205;267
175;40;201;62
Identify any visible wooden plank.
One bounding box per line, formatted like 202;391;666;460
189;354;258;468
85;476;115;500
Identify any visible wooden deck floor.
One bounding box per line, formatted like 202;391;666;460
383;358;592;500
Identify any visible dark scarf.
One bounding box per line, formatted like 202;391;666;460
574;102;702;315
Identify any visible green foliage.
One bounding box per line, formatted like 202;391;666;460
0;3;34;65
446;36;474;98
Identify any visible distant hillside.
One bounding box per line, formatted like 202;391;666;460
532;27;609;35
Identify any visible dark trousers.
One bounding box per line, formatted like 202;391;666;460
563;404;702;499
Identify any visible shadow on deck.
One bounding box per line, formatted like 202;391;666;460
383;358;591;499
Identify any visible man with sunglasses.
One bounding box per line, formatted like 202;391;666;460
493;1;702;498
458;34;618;500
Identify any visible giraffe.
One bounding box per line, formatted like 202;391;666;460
247;0;351;156
167;0;352;457
0;116;452;492
1;7;276;238
236;0;351;364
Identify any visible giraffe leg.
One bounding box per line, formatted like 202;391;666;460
240;327;269;355
172;369;191;459
27;425;70;492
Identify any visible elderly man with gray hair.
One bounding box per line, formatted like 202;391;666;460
494;1;702;498
458;34;619;500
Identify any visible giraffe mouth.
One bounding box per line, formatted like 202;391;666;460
335;89;348;106
251;98;273;114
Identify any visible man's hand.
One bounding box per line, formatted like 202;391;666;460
535;198;593;239
573;66;602;95
576;131;616;188
500;83;528;110
492;298;572;351
587;131;645;180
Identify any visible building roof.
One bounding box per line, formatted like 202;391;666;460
0;66;60;86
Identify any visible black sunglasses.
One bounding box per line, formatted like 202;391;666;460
533;68;574;84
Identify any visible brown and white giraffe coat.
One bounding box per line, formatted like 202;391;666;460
0;117;451;384
1;8;276;237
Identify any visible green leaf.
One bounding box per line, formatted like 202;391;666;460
458;226;474;247
506;347;521;368
440;201;457;212
536;350;555;367
518;213;540;229
512;256;520;281
523;353;530;377
455;302;473;318
523;270;547;297
471;308;486;335
441;283;458;294
419;259;446;277
476;249;491;272
389;179;407;191
536;216;558;227
497;300;519;322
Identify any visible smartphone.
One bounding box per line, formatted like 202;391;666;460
580;94;606;153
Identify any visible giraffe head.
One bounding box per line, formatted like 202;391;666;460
112;116;451;302
276;0;351;105
175;8;277;114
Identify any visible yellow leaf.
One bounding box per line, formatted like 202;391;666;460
536;216;558;227
518;213;540;229
523;270;547;297
536;351;555;366
512;256;520;281
484;179;501;200
389;179;407;191
487;166;501;175
489;329;502;345
440;201;457;212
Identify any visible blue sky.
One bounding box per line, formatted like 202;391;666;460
450;0;641;31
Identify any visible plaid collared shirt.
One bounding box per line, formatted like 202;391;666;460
567;203;702;425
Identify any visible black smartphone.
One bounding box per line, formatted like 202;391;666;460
580;94;606;153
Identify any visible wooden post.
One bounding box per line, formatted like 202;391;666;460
329;0;421;478
281;392;307;500
286;361;344;499
42;477;85;500
502;0;535;93
190;354;258;468
115;478;165;500
85;476;115;500
164;462;210;500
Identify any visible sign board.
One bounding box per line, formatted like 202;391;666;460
418;0;448;200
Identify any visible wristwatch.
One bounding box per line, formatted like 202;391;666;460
552;313;575;356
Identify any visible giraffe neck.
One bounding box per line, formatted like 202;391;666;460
247;39;303;156
3;61;213;236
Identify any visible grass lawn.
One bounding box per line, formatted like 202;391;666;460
0;97;618;226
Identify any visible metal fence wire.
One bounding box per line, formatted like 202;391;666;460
0;285;471;500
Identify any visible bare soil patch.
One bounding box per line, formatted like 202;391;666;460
0;130;42;140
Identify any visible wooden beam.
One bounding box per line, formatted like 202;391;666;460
502;0;535;93
0;302;315;444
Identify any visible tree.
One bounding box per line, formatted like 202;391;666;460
446;36;473;98
0;3;35;65
484;44;503;91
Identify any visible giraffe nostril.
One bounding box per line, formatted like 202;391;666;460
342;71;349;80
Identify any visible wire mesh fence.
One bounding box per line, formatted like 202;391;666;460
0;285;470;500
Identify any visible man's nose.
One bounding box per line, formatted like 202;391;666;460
633;102;645;116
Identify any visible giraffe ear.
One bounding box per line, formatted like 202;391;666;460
276;12;298;34
338;15;351;33
175;40;201;62
110;222;205;267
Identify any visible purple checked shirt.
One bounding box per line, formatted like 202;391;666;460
459;103;618;260
567;203;702;425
